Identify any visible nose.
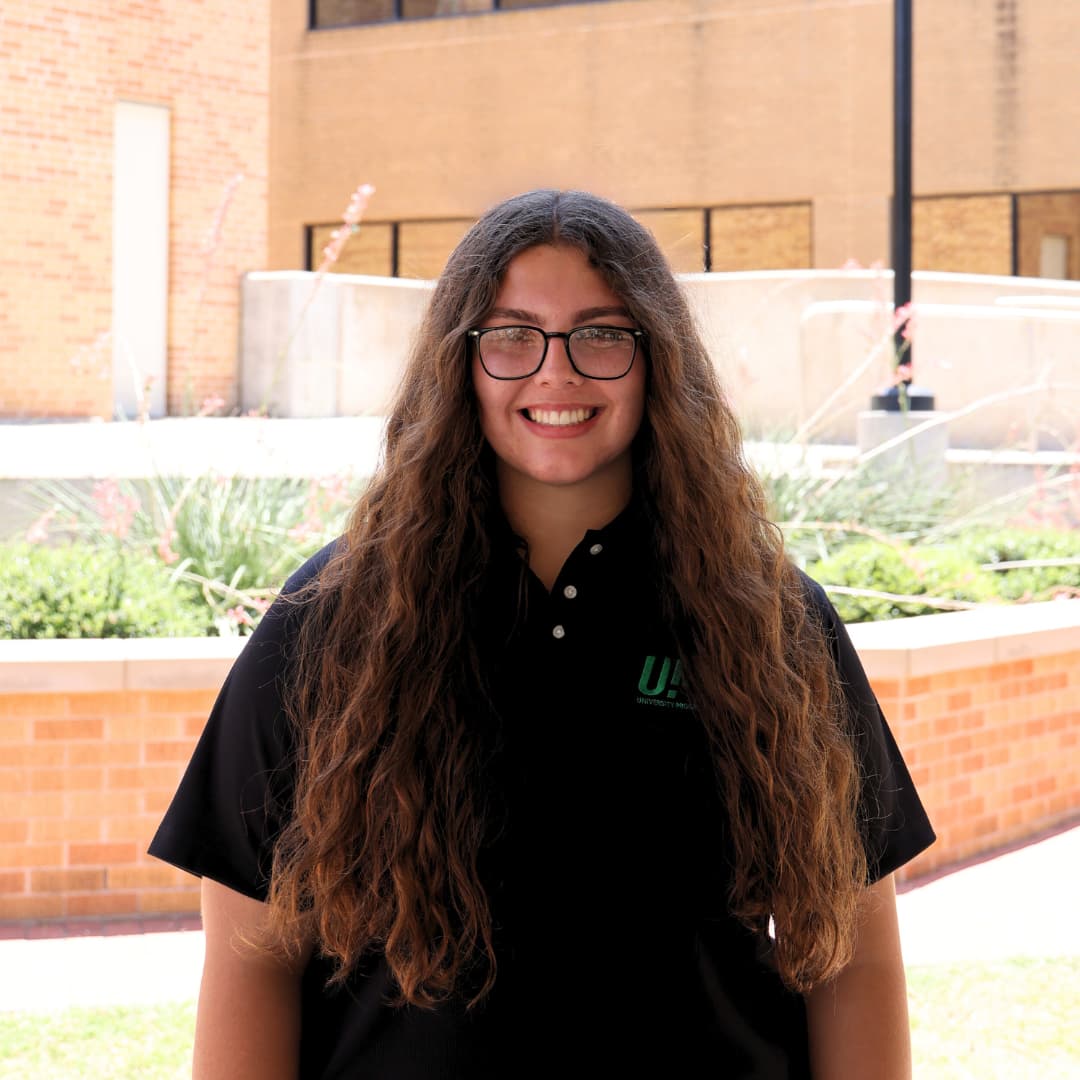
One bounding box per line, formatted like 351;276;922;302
536;334;582;385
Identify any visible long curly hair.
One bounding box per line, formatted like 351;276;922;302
264;189;867;1004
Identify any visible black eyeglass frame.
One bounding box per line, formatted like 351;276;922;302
467;325;646;381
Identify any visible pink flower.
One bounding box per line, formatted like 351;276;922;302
343;184;376;227
197;394;226;417
200;173;245;260
318;473;351;506
157;521;180;565
26;507;57;544
288;520;318;543
227;605;254;627
315;183;376;275
892;303;916;342
893;361;914;385
93;480;139;540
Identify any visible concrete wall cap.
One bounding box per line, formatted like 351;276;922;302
847;600;1080;679
1;601;1077;691
0;637;244;693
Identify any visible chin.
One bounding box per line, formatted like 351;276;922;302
525;455;622;489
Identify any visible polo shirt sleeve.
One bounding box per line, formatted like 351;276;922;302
147;543;336;902
801;574;936;881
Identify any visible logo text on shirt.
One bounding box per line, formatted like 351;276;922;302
636;655;692;710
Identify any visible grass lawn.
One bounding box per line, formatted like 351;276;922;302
0;958;1077;1078
0;1001;195;1080
907;957;1080;1079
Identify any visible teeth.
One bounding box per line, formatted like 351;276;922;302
525;407;595;426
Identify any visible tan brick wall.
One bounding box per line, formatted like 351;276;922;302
269;0;1080;275
0;4;269;419
913;195;1014;276
1;646;1078;919
709;204;812;272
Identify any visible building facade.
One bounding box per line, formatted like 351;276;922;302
276;0;1080;285
3;0;1078;418
0;2;269;418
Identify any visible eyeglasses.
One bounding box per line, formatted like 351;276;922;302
467;325;644;381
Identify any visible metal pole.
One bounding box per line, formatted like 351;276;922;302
893;0;912;366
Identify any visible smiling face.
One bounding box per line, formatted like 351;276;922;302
471;244;646;505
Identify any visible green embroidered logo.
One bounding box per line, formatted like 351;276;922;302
636;655;692;710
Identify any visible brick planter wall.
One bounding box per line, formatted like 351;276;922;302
0;640;233;921
1;605;1079;923
850;603;1080;878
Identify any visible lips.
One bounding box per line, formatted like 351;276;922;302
522;407;598;427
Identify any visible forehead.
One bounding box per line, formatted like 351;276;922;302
492;244;627;322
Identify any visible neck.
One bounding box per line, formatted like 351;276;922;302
497;462;633;590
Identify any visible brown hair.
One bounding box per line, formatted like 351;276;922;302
265;189;867;1003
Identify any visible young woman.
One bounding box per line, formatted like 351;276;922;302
150;189;934;1079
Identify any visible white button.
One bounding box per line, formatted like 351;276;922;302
552;625;566;639
563;585;578;599
589;544;603;555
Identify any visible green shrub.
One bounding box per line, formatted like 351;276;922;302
807;540;999;622
0;543;211;639
756;450;974;567
950;527;1080;602
22;473;360;629
136;474;350;591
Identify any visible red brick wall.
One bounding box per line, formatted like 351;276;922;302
0;689;213;920
0;5;269;419
0;650;1077;921
878;653;1080;880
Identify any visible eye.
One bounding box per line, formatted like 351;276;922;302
485;327;539;350
574;327;633;348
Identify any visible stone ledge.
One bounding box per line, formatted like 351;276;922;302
1;601;1077;692
847;600;1080;679
0;637;243;693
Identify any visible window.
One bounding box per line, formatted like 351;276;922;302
708;204;812;272
397;219;473;278
1016;192;1080;280
631;210;706;273
308;221;395;276
312;0;597;29
911;195;1013;276
306;209;771;279
1039;235;1069;280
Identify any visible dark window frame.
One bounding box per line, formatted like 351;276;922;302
308;0;605;32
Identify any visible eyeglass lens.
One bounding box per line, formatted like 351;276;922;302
479;327;636;379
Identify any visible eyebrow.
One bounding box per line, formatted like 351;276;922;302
485;305;634;324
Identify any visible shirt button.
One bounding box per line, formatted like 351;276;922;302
589;544;603;555
552;625;566;639
563;585;578;599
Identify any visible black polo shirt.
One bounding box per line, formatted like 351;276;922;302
149;506;934;1079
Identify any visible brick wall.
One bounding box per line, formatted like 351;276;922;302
0;688;216;920
912;195;1014;277
875;654;1080;879
1;616;1078;922
0;4;269;419
270;0;1080;275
